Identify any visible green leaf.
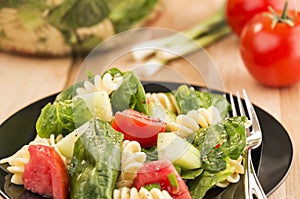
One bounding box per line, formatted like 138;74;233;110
36;98;93;138
110;71;148;114
108;0;158;32
16;1;48;30
193;116;247;172
48;0;109;30
55;81;85;102
104;68;123;77
221;116;248;160
195;92;230;119
141;146;158;162
69;119;123;199
174;85;201;114
188;158;236;199
174;85;230;117
0;0;47;9
181;168;203;180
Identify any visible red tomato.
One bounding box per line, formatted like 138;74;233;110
132;160;192;199
112;109;166;148
225;0;295;36
240;8;300;87
23;145;69;199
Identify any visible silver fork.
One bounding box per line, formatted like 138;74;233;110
229;89;267;199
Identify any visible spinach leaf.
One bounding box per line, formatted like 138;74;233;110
195;91;231;119
181;168;203;180
104;67;123;77
36;98;93;138
55;81;85;102
188;158;236;199
1;0;47;9
48;0;109;30
174;85;201;114
141;146;158;162
55;72;97;102
174;85;230;117
221;116;248;159
110;71;148;114
108;0;158;32
193;116;247;172
69;119;123;199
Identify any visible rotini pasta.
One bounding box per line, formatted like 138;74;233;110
0;134;66;185
76;73;123;96
113;187;173;199
146;92;179;114
216;156;244;188
168;106;222;138
116;140;147;188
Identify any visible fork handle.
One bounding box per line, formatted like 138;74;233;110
244;149;267;199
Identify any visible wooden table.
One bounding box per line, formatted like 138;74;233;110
0;0;299;198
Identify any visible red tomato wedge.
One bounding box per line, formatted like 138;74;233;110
23;145;69;199
132;160;192;199
112;109;167;148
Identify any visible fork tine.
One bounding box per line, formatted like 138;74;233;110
229;93;237;117
242;89;263;150
236;91;246;117
236;91;251;138
242;89;261;132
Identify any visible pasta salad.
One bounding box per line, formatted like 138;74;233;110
0;68;247;199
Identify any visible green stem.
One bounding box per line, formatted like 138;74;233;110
156;24;230;62
281;1;289;19
132;9;231;63
266;1;295;28
182;10;226;39
195;24;231;49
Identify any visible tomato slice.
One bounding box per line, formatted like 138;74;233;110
23;145;69;199
132;160;192;199
112;109;166;148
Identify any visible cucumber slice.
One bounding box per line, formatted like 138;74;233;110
149;103;176;123
157;133;201;169
56;122;89;159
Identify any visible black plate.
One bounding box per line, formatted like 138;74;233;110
0;82;293;199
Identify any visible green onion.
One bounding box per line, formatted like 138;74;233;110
167;173;179;194
143;183;161;191
131;8;231;76
132;9;230;63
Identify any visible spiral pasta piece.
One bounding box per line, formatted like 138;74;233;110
168;106;222;138
0;134;66;185
116;140;147;188
76;73;123;96
113;187;173;199
216;156;244;188
146;92;179;113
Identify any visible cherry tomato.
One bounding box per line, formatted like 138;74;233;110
240;7;300;87
112;109;166;148
225;0;295;36
23;145;69;199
